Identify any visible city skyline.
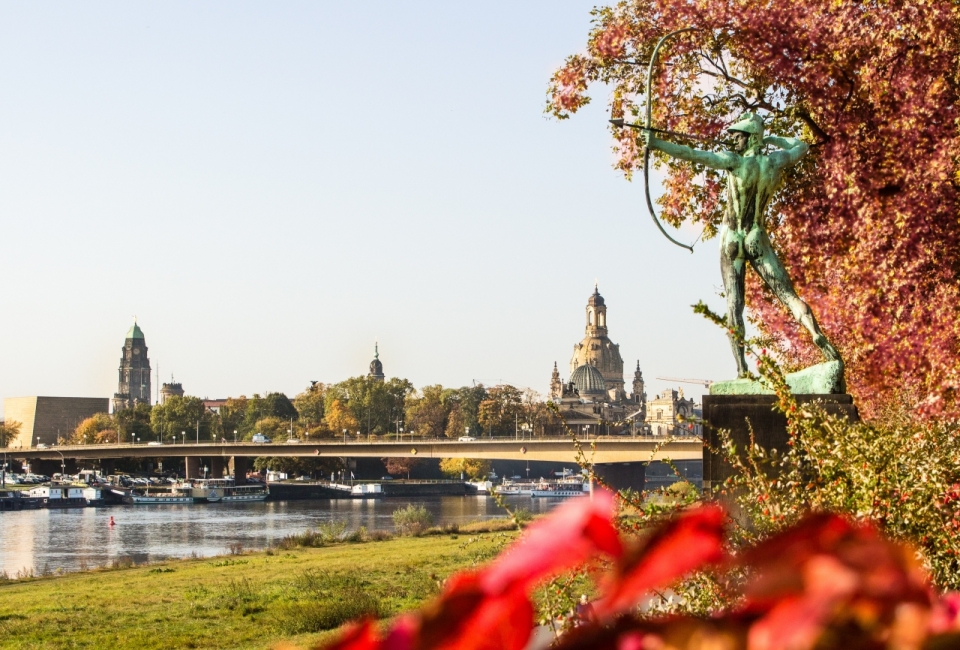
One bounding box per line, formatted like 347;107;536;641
0;2;734;415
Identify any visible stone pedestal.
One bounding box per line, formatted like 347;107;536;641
702;394;859;491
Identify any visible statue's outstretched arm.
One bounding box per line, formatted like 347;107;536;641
765;136;809;168
645;133;739;170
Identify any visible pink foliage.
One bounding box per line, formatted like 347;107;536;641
548;0;960;419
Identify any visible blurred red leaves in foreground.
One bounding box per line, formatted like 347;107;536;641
315;491;960;650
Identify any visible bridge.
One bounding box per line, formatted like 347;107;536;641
4;437;702;464
4;437;703;487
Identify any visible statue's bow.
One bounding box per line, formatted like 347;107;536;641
642;27;698;253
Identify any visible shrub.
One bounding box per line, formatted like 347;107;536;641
281;569;382;633
392;504;434;536
280;596;381;634
316;520;348;543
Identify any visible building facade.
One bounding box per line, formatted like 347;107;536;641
3;396;110;447
159;379;184;404
570;286;626;401
112;322;152;412
549;287;647;434
645;388;702;437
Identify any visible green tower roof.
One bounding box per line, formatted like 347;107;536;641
126;322;145;340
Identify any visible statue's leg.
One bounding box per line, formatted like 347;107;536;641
749;233;842;364
720;237;749;377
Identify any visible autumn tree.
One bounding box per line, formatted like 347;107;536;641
478;385;523;437
443;384;488;438
294;382;327;432
0;420;21;448
549;1;960;418
325;376;414;435
382;457;422;479
325;399;360;436
405;384;456;438
70;413;117;445
439;457;492;480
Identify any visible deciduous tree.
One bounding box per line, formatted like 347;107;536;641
548;0;960;418
439;457;492;480
150;395;212;442
69;413;117;445
0;420;21;447
382;457;422;479
325;399;360;436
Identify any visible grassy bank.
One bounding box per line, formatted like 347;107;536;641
0;528;517;650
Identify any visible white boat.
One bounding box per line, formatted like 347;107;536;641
127;493;194;504
530;484;589;498
125;478;268;504
187;478;269;502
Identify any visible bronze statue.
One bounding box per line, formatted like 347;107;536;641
643;113;842;379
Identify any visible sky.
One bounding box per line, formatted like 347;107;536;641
0;1;736;415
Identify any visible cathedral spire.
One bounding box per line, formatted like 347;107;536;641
549;361;562;400
369;342;385;382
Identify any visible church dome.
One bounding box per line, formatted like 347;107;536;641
368;343;385;381
571;364;606;398
587;286;605;307
126;322;145;340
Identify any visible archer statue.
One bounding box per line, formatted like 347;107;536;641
642;113;843;379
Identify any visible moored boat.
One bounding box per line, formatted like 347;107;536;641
125;478;268;504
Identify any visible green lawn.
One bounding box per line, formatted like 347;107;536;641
0;531;516;650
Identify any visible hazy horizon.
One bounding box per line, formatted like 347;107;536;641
0;1;735;415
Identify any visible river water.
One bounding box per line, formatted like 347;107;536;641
0;495;560;577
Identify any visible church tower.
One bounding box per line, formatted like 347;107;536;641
631;361;647;405
549;362;562;400
112;321;152;412
570;285;625;401
368;342;385;382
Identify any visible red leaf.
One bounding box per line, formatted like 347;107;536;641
594;505;726;619
316;619;382;650
407;573;535;650
479;489;622;596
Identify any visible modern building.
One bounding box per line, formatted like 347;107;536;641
112;321;152;412
3;396;110;448
368;343;384;381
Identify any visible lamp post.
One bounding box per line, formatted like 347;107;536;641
234;430;238;443
342;428;347;443
181;431;186;447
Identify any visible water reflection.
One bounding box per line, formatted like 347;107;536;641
0;496;560;576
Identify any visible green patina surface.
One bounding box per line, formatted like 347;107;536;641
710;360;845;395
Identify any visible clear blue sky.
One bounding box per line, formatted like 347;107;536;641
0;1;734;414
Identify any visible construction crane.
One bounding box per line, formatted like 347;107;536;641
656;377;714;389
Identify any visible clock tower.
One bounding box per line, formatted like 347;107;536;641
112;321;152;412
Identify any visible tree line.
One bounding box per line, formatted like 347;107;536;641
61;376;564;446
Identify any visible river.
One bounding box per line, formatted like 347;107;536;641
0;495;560;577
